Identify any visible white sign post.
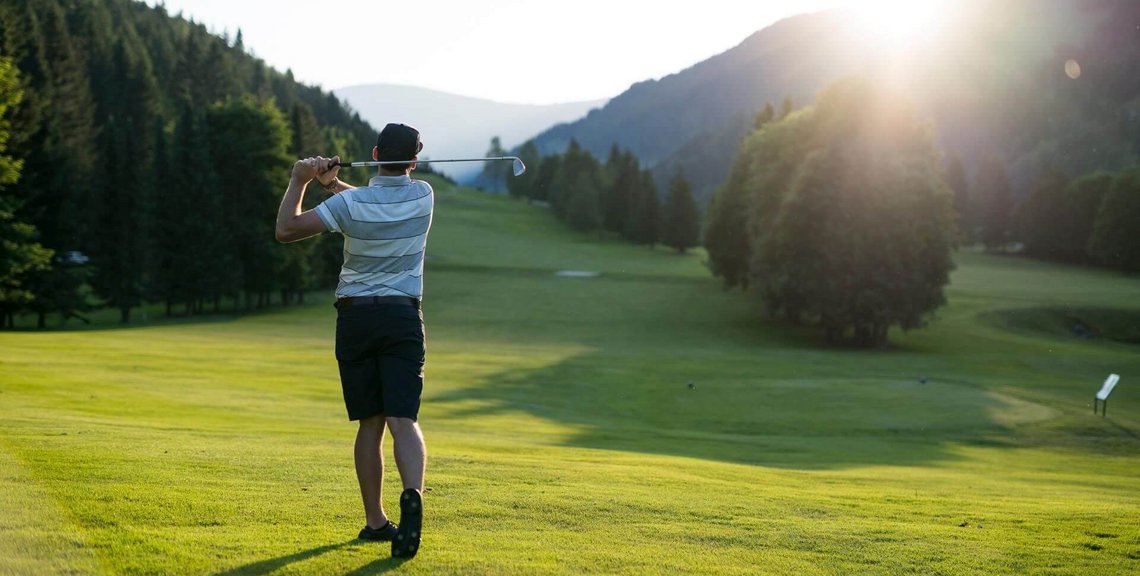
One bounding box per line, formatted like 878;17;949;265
1094;374;1120;417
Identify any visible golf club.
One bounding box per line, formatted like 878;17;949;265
334;156;527;176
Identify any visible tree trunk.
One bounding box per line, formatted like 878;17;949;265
37;312;46;329
875;324;889;347
165;300;172;317
120;306;130;324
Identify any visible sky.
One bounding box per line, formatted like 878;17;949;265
144;0;849;105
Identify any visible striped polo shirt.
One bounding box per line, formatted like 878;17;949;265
314;174;434;299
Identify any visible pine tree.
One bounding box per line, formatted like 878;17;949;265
779;96;794;119
1017;169;1072;261
0;56;25;204
1;0;98;255
90;40;161;323
754;102;775;130
706;103;781;288
532;154;561;203
603;146;640;234
283;102;323;302
566;173;602;231
0;58;51;328
290;102;322;158
549;140;602;222
0;199;52;328
1066;172;1115;264
944;154;970;243
974;156;1014;251
625;171;660;246
160;104;216;313
172;29;209;108
507;140;540;200
662;170;700;253
479;136;511;192
1088;168;1140;272
208;98;291;309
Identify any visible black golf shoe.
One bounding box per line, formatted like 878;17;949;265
358;521;398;542
391;489;422;558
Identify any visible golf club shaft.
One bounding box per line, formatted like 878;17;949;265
333;156;520;168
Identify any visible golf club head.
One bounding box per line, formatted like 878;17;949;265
512;158;527;177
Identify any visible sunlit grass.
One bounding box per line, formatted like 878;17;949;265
1;186;1138;574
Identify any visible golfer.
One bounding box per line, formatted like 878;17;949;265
274;123;430;559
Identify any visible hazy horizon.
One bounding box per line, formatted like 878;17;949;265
142;0;847;105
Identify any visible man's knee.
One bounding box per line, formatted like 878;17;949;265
358;414;385;433
385;416;419;437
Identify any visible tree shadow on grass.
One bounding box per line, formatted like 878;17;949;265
431;347;1076;470
213;540;406;576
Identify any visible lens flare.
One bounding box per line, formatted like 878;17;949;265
1064;59;1081;79
851;0;948;49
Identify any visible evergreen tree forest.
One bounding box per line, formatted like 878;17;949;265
0;0;385;326
506;138;696;250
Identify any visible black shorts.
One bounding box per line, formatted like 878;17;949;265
335;302;426;421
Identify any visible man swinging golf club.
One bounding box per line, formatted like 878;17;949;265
275;122;429;559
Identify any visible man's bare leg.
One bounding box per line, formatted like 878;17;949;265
385;417;426;491
386;416;425;557
354;414;389;528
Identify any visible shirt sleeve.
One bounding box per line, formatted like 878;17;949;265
314;193;349;234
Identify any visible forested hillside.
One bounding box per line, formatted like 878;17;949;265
0;0;381;325
527;0;1138;206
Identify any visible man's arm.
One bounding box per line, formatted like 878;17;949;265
275;156;354;243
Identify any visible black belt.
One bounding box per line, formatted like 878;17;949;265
335;296;420;309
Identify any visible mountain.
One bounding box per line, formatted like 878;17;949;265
334;84;606;181
528;1;1126;206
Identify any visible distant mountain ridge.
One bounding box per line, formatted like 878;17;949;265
528;9;864;200
334;84;605;181
527;1;1120;206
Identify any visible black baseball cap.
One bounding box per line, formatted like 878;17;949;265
376;123;423;161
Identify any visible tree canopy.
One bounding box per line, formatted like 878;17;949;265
711;77;956;347
0;0;381;325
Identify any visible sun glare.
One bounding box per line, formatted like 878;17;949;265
850;0;948;49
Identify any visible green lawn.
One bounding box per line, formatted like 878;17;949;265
1;183;1138;575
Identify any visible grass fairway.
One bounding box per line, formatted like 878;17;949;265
2;183;1139;575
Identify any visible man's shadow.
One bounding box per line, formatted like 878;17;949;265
213;540;407;576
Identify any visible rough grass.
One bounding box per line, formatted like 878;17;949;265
1;184;1138;575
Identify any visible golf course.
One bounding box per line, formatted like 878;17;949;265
1;178;1137;574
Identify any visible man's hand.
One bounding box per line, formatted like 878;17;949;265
291;157;320;184
316;156;341;188
278;157;336;243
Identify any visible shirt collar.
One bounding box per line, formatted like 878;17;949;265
368;174;412;187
